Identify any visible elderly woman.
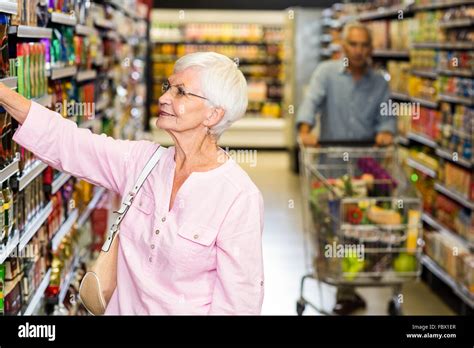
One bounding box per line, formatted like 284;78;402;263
0;52;264;315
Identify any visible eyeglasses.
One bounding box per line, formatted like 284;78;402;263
161;80;208;100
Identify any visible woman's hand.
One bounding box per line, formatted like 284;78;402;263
0;82;32;124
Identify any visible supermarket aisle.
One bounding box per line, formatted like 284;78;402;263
240;150;455;315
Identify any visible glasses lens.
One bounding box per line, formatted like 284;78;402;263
162;81;170;94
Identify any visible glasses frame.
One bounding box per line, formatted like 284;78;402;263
161;80;208;101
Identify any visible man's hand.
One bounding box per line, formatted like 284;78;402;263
298;122;318;147
299;132;318;147
375;131;394;147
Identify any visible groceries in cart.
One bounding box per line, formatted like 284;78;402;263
302;147;422;283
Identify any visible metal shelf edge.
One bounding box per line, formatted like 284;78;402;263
18;201;53;252
51;209;79;252
18;160;48;191
22;268;52;316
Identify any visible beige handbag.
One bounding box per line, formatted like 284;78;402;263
79;146;166;315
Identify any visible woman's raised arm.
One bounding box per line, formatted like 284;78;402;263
0;83;156;195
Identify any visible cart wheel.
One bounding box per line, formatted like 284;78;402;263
296;300;306;316
387;298;403;316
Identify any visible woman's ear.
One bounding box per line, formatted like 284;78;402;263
205;107;225;128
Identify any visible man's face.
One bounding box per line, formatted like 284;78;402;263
343;27;372;69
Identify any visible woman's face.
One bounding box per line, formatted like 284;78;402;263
156;68;212;136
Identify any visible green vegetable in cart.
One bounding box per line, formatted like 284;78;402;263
393;253;417;273
342;251;365;280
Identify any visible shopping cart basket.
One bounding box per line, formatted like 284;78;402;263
296;141;422;315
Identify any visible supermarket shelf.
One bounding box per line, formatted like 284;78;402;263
434;183;474;210
412;42;474;50
422;213;474;251
77;187;107;228
22;268;52;316
51;209;79;252
0;76;18;89
421;254;474;309
50;12;77;26
410;69;437;79
94;18;116;30
18;160;48;191
51;172;72;195
413;0;474;11
0;0;17;15
75;24;98;37
439;18;474;28
18;201;53;252
0;229;19;264
50;66;77;80
406;132;437;149
390;92;411;101
435;148;473;169
8;25;52;39
372;50;409;58
438;94;473;107
437;69;474;78
76;69;97;82
58;253;80;305
32;94;53;107
396;136;410;146
0;155;19;184
406;158;437;178
409;97;438;109
107;0;146;20
357;5;411;21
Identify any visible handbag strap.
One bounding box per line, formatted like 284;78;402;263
101;145;167;252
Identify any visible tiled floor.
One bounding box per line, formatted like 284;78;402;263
239;150;455;316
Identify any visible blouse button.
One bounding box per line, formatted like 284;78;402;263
148;257;153;263
155;229;160;235
151;244;155;249
161;217;166;222
193;234;199;240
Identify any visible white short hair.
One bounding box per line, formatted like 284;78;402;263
174;52;248;138
342;21;372;45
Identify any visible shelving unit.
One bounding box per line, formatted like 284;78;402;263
421;255;474;309
49;66;78;80
77;187;107;228
18;160;48;191
0;76;18;89
51;209;79;253
0;0;18;15
0;154;19;184
8;25;52;39
51;173;72;195
22;268;52;316
18;201;53;252
50;12;77;26
0;0;151;317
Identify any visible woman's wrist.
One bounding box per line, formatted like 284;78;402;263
0;83;31;124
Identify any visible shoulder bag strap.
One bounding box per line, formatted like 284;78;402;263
101;145;167;252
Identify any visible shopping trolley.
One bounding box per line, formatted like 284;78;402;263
296;141;422;315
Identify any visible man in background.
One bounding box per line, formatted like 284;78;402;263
296;21;396;315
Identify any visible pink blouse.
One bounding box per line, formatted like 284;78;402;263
13;101;265;314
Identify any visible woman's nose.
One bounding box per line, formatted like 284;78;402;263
159;90;172;105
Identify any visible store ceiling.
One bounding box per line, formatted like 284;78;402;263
153;0;341;9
